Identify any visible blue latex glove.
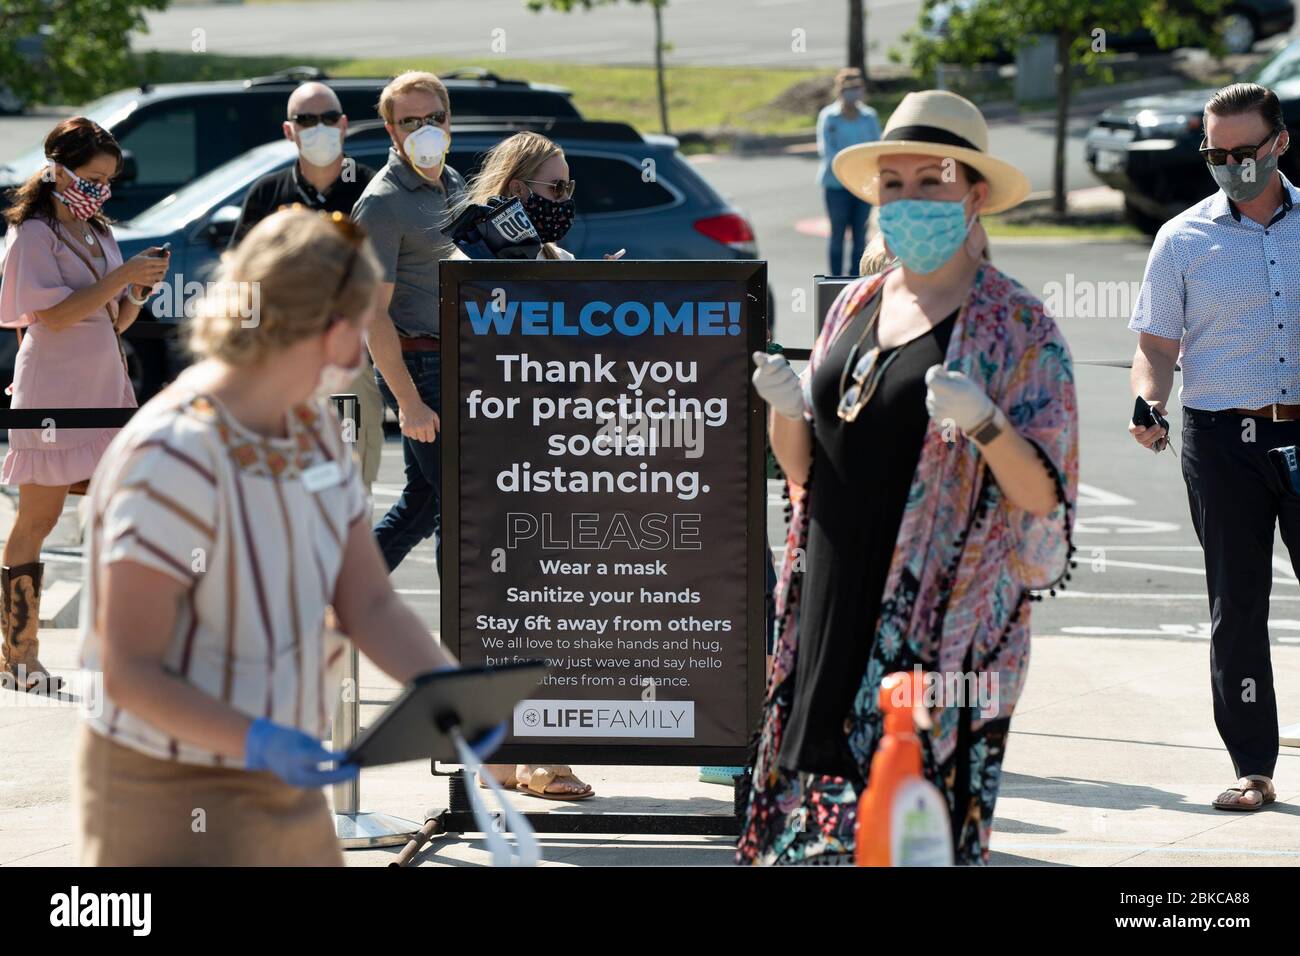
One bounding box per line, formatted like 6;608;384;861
244;718;359;788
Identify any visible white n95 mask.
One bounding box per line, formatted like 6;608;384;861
404;125;449;173
298;125;343;166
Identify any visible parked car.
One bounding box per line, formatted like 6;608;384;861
0;67;580;228
924;0;1294;60
99;118;763;399
1084;35;1300;233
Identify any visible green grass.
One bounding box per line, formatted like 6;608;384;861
983;217;1144;240
133;51;828;136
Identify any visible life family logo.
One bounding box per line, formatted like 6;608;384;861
514;699;694;738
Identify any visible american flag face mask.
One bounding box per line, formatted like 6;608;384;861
50;163;111;220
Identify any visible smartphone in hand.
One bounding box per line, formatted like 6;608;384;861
150;242;172;258
1133;396;1169;453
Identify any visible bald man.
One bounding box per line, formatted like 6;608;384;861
229;81;383;490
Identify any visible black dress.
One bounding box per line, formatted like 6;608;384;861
778;302;959;779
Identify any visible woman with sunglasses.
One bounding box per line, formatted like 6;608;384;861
74;208;499;865
460;130;580;261
740;91;1078;865
0;117;170;692
455;131;599;801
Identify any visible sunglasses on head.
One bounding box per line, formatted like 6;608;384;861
290;110;343;128
396;111;448;133
1199;129;1282;166
522;178;577;200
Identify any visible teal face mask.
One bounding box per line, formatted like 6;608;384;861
877;192;975;274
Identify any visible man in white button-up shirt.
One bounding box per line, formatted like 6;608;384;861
1129;82;1298;813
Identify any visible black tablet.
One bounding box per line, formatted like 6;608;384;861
345;661;548;768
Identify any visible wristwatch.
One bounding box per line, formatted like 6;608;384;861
968;408;1004;446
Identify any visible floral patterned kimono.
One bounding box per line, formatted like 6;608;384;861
738;263;1079;866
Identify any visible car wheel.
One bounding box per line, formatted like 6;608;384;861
1123;199;1165;236
1219;10;1256;55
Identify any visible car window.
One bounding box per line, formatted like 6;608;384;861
1251;41;1300;95
0;89;140;181
218;93;293;156
126;140;294;231
116;104;199;187
565;154;676;215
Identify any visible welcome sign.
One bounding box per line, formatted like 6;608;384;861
440;260;767;765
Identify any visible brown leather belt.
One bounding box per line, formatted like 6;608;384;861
399;336;440;352
1229;403;1300;421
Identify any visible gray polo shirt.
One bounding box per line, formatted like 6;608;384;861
351;147;465;338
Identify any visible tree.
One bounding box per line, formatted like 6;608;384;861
848;0;866;84
527;0;672;134
906;0;1225;217
0;0;169;108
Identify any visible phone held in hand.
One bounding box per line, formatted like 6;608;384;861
150;242;171;258
1133;395;1169;453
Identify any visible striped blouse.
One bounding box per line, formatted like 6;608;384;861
78;376;367;766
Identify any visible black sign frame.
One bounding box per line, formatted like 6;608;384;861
439;259;768;766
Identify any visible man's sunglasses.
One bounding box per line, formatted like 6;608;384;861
523;178;577;200
290;111;343;128
395;111;448;133
1199;129;1282;166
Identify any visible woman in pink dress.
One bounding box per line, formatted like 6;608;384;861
0;117;169;691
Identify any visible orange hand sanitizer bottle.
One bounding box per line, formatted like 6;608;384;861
854;670;954;866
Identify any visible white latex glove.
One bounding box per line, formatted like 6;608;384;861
751;351;806;420
924;364;999;434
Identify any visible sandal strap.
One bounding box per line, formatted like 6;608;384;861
1239;775;1274;796
520;765;578;794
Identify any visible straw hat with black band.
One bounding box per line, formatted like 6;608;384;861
831;90;1030;214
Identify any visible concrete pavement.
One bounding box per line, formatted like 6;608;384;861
3;431;1300;866
6;603;1300;866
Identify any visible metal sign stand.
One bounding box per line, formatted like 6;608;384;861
328;393;420;849
331;643;420;848
429;764;751;838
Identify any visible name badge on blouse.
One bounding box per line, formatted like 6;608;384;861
301;461;343;493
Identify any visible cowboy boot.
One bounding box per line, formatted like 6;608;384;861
1;562;59;693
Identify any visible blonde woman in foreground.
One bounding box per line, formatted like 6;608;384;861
75;208;501;865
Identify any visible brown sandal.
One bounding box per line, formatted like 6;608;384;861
1213;775;1276;811
515;764;595;801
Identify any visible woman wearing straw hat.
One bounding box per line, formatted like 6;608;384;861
739;90;1079;865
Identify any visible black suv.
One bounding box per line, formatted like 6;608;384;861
1085;37;1300;233
0;67;580;228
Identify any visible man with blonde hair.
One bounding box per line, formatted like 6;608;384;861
353;71;465;572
